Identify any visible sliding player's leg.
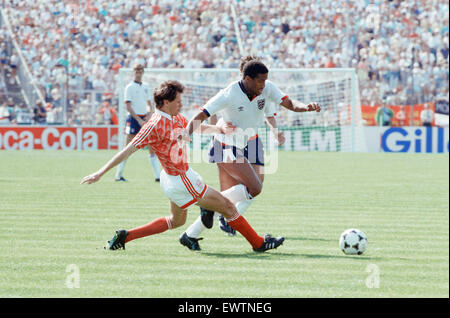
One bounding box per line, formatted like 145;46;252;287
106;201;187;250
195;187;283;252
201;165;239;229
188;160;263;238
185;165;251;238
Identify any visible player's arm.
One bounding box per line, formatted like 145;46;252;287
126;101;146;126
186;110;209;135
186;110;235;136
280;98;321;113
265;116;286;146
200;122;236;135
187;87;230;135
80;143;138;184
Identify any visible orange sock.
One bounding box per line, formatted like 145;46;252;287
125;217;172;243
226;213;264;249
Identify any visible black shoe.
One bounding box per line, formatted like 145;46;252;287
179;232;203;251
105;229;129;250
200;207;215;229
253;234;285;253
155;178;160;182
219;215;236;236
115;177;127;182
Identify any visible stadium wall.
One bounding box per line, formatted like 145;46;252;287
0;126;448;153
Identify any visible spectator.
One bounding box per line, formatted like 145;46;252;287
0;101;10;124
33;100;47;124
99;101;118;125
14;103;33;125
395;105;407;126
375;99;394;126
6;97;15;122
1;0;448;126
420;103;434;127
46;103;62;125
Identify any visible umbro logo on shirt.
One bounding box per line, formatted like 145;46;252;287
238;106;244;112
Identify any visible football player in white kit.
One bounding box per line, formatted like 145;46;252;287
179;58;320;250
115;64;161;182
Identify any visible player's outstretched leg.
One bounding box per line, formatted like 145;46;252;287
252;234;285;253
105;229;129;250
196;187;284;252
106;202;187;250
182;184;252;242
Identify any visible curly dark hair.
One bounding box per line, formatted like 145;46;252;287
242;60;269;79
239;55;262;73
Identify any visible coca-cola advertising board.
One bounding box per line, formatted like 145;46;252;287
0;126;118;150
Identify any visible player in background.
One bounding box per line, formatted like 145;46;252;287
115;64;161;182
81;80;284;253
180;58;320;248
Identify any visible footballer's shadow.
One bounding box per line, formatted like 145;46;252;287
287;236;335;242
297;253;382;261
202;251;382;261
201;251;278;259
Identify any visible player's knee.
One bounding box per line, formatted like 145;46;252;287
169;215;186;229
247;183;262;198
221;198;237;219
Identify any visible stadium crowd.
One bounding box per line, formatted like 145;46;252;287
0;0;448;126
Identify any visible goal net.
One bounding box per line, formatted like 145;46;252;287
118;68;366;153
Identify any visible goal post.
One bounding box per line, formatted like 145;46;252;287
118;68;366;153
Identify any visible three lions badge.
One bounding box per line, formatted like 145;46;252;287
257;99;265;110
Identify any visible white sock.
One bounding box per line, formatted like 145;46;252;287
221;184;249;204
149;154;161;179
115;159;127;179
185;216;206;238
185;184;251;238
222;184;253;215
235;199;253;215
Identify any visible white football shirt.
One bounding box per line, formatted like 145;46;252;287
203;80;287;148
124;81;151;115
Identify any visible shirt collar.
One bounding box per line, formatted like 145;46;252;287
155;108;173;120
238;80;257;101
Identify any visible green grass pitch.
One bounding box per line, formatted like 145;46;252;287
0;150;448;297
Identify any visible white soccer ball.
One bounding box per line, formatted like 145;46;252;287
339;229;367;255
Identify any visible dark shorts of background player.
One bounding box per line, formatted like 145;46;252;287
208;136;264;166
125;114;146;135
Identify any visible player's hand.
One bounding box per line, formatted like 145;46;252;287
276;131;286;146
220;122;237;135
306;102;321;112
80;172;101;184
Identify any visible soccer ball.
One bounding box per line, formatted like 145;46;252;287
339;229;367;255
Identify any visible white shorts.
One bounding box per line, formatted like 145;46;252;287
160;167;208;209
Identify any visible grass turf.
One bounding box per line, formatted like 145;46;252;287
0;150;448;297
